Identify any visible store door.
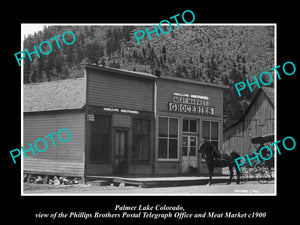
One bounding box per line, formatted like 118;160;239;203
114;130;129;175
182;136;198;173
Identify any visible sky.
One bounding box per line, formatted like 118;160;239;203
21;24;46;38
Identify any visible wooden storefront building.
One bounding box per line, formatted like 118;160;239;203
223;87;275;156
23;64;227;178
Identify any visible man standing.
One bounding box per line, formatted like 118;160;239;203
198;137;214;158
198;137;215;185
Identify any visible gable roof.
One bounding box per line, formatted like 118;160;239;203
83;64;158;80
261;86;274;105
24;78;86;112
224;86;274;131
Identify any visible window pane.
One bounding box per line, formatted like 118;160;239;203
158;138;168;158
190;120;197;132
133;119;141;134
202;121;210;139
169;118;178;138
211;141;219;150
190;137;196;146
183;119;189;132
132;134;140;160
190;147;196;156
169;139;178;159
141;137;150;161
182;136;188;147
99;115;110;132
100;133;110;161
159;117;168;137
141;119;150;135
182;147;188;156
211;122;219;139
133;119;150;161
90;115;111;162
91;133;100;160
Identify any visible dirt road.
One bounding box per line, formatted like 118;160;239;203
23;181;275;195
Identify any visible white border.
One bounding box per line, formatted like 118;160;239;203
21;23;277;196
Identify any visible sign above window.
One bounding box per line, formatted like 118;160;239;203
103;107;139;115
168;93;214;116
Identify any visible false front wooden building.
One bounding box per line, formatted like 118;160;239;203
23;65;227;178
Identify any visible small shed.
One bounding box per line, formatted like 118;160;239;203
223;87;275;156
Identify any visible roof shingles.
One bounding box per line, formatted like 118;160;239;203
24;78;86;112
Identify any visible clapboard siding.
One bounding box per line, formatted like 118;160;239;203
157;78;223;117
223;88;274;156
23;111;85;177
24;159;84;177
86;68;154;112
113;114;131;128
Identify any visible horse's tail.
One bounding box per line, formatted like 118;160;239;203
230;151;241;160
230;151;243;168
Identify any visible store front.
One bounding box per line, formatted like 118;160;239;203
84;66;226;176
155;77;225;174
23;64;226;178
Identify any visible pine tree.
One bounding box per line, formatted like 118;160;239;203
86;42;101;64
161;45;166;55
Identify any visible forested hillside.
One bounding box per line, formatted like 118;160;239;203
23;25;274;128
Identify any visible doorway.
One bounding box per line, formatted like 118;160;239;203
114;129;129;175
182;135;198;173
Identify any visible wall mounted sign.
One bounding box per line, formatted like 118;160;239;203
103;107;139;115
168;93;214;115
87;114;94;121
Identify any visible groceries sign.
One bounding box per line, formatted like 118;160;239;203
168;93;214;115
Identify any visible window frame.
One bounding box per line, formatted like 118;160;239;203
158;116;179;161
132;118;151;162
89;114;112;163
183;118;198;133
201;120;220;161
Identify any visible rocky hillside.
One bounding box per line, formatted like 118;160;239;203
23;25;274;127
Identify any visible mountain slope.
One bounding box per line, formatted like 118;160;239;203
23;25;274;127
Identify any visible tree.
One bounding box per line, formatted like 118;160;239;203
122;26;131;41
86;42;102;64
54;54;64;76
106;39;113;58
161;45;166;55
222;75;229;85
75;46;84;64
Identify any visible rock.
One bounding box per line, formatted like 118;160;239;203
42;176;48;184
53;176;60;185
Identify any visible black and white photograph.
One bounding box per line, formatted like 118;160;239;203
4;5;298;225
20;24;276;196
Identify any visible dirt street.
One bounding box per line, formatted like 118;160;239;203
23;181;275;195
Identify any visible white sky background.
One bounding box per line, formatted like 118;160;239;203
21;24;46;38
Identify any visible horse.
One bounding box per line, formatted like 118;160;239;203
198;143;241;185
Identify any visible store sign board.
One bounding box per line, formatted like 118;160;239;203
168;93;214;115
103;107;139;115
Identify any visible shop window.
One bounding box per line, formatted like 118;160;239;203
182;136;197;156
132;118;150;161
201;121;219;159
90;115;111;162
183;119;197;133
158;117;178;159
